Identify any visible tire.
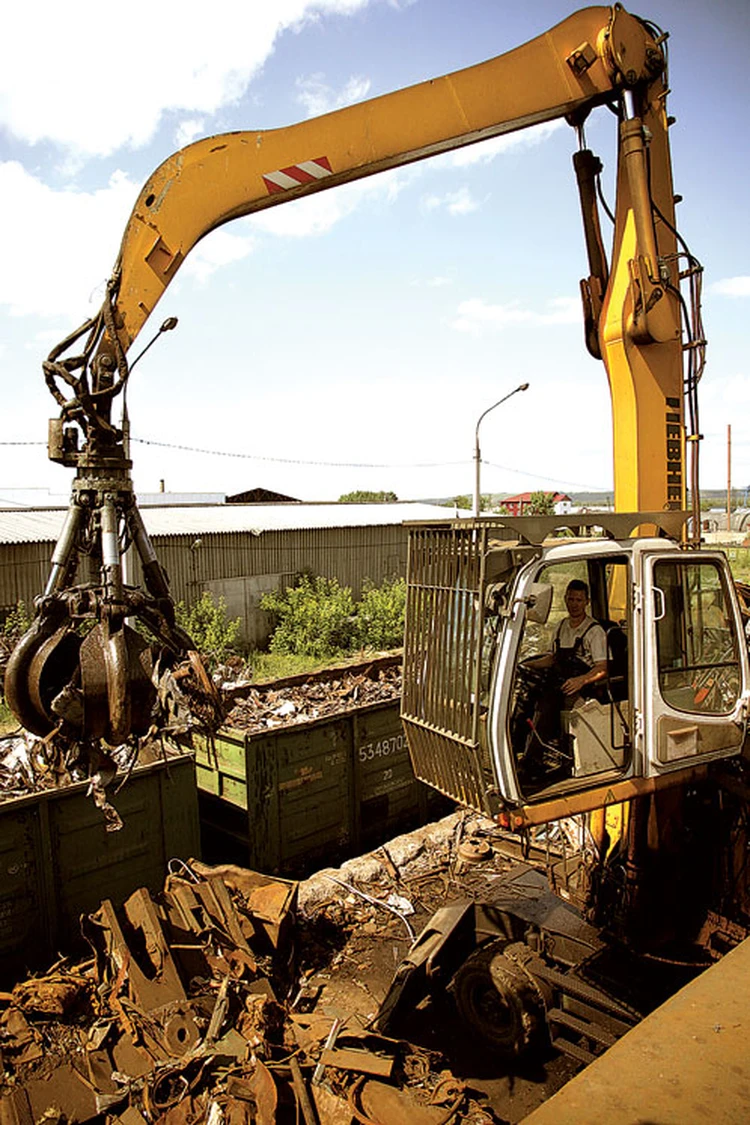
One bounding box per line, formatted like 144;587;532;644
452;940;546;1057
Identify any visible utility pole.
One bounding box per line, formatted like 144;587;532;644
727;424;732;534
473;384;530;517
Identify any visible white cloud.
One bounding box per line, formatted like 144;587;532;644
0;162;138;318
542;297;580;324
409;275;452;288
452;295;579;335
174;119;206;149
0;157;410;321
422;186;482;215
295;74;372;117
182;229;257;284
1;0;372;157
711;277;750;298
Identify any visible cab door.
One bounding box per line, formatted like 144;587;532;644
488;550;635;808
640;552;750;774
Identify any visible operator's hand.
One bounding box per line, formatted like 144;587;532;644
561;674;587;696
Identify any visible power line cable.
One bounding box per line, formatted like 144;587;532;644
0;436;608;491
483;459;610;492
131;436;469;470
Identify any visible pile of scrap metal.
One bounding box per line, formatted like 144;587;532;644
223;663;402;735
0;852;501;1125
0;732;186;804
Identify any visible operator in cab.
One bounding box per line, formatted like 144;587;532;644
519;580;608;777
537;580;608;699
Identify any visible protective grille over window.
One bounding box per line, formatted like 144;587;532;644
401;525;494;814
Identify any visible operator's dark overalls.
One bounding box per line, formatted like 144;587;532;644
523;621;601;770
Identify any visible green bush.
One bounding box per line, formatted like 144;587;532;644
261;574;357;658
355;576;406;650
261;573;406;658
1;600;32;639
175;591;241;667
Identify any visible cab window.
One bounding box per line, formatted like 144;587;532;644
654;560;741;715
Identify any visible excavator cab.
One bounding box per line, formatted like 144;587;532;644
401;513;750;827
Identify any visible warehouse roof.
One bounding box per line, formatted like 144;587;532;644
0;488;227;509
0;502;464;546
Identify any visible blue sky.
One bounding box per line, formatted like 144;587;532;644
1;0;748;505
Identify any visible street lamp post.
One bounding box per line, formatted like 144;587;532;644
473;383;530;517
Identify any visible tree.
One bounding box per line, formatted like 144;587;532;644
339;490;398;503
451;495;472;510
526;491;556;515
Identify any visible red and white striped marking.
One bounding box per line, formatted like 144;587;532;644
262;156;333;195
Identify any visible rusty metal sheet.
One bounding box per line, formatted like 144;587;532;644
116;1109;149;1125
0;1088;34;1125
23;1062;100;1124
245;881;294;924
320;1045;394;1077
110;1029;155;1078
162;879;204;934
0;1007;43;1064
223;1100;254;1125
226;1075;257;1101
189;861;298;950
86;1046;119;1095
91;891;186;1013
357;1079;453;1125
241;1061;277;1125
195;876;252;953
311;1084;354;1125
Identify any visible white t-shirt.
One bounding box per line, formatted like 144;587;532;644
555;615;607;667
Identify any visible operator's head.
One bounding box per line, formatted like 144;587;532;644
564;579;589;618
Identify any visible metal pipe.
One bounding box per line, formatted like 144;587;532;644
289;1057;317;1125
44;501;85;596
312;1018;342;1086
127;503;172;601
101;494;124;601
620;93;660;278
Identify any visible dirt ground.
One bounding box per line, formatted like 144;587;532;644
0;807;585;1125
294;810;582;1123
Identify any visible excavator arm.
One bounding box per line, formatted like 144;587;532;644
99;5;662;359
7;4;693;758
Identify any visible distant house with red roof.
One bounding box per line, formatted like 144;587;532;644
501;492;572;516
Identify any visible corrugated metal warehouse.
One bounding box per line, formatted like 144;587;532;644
0;501;461;646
